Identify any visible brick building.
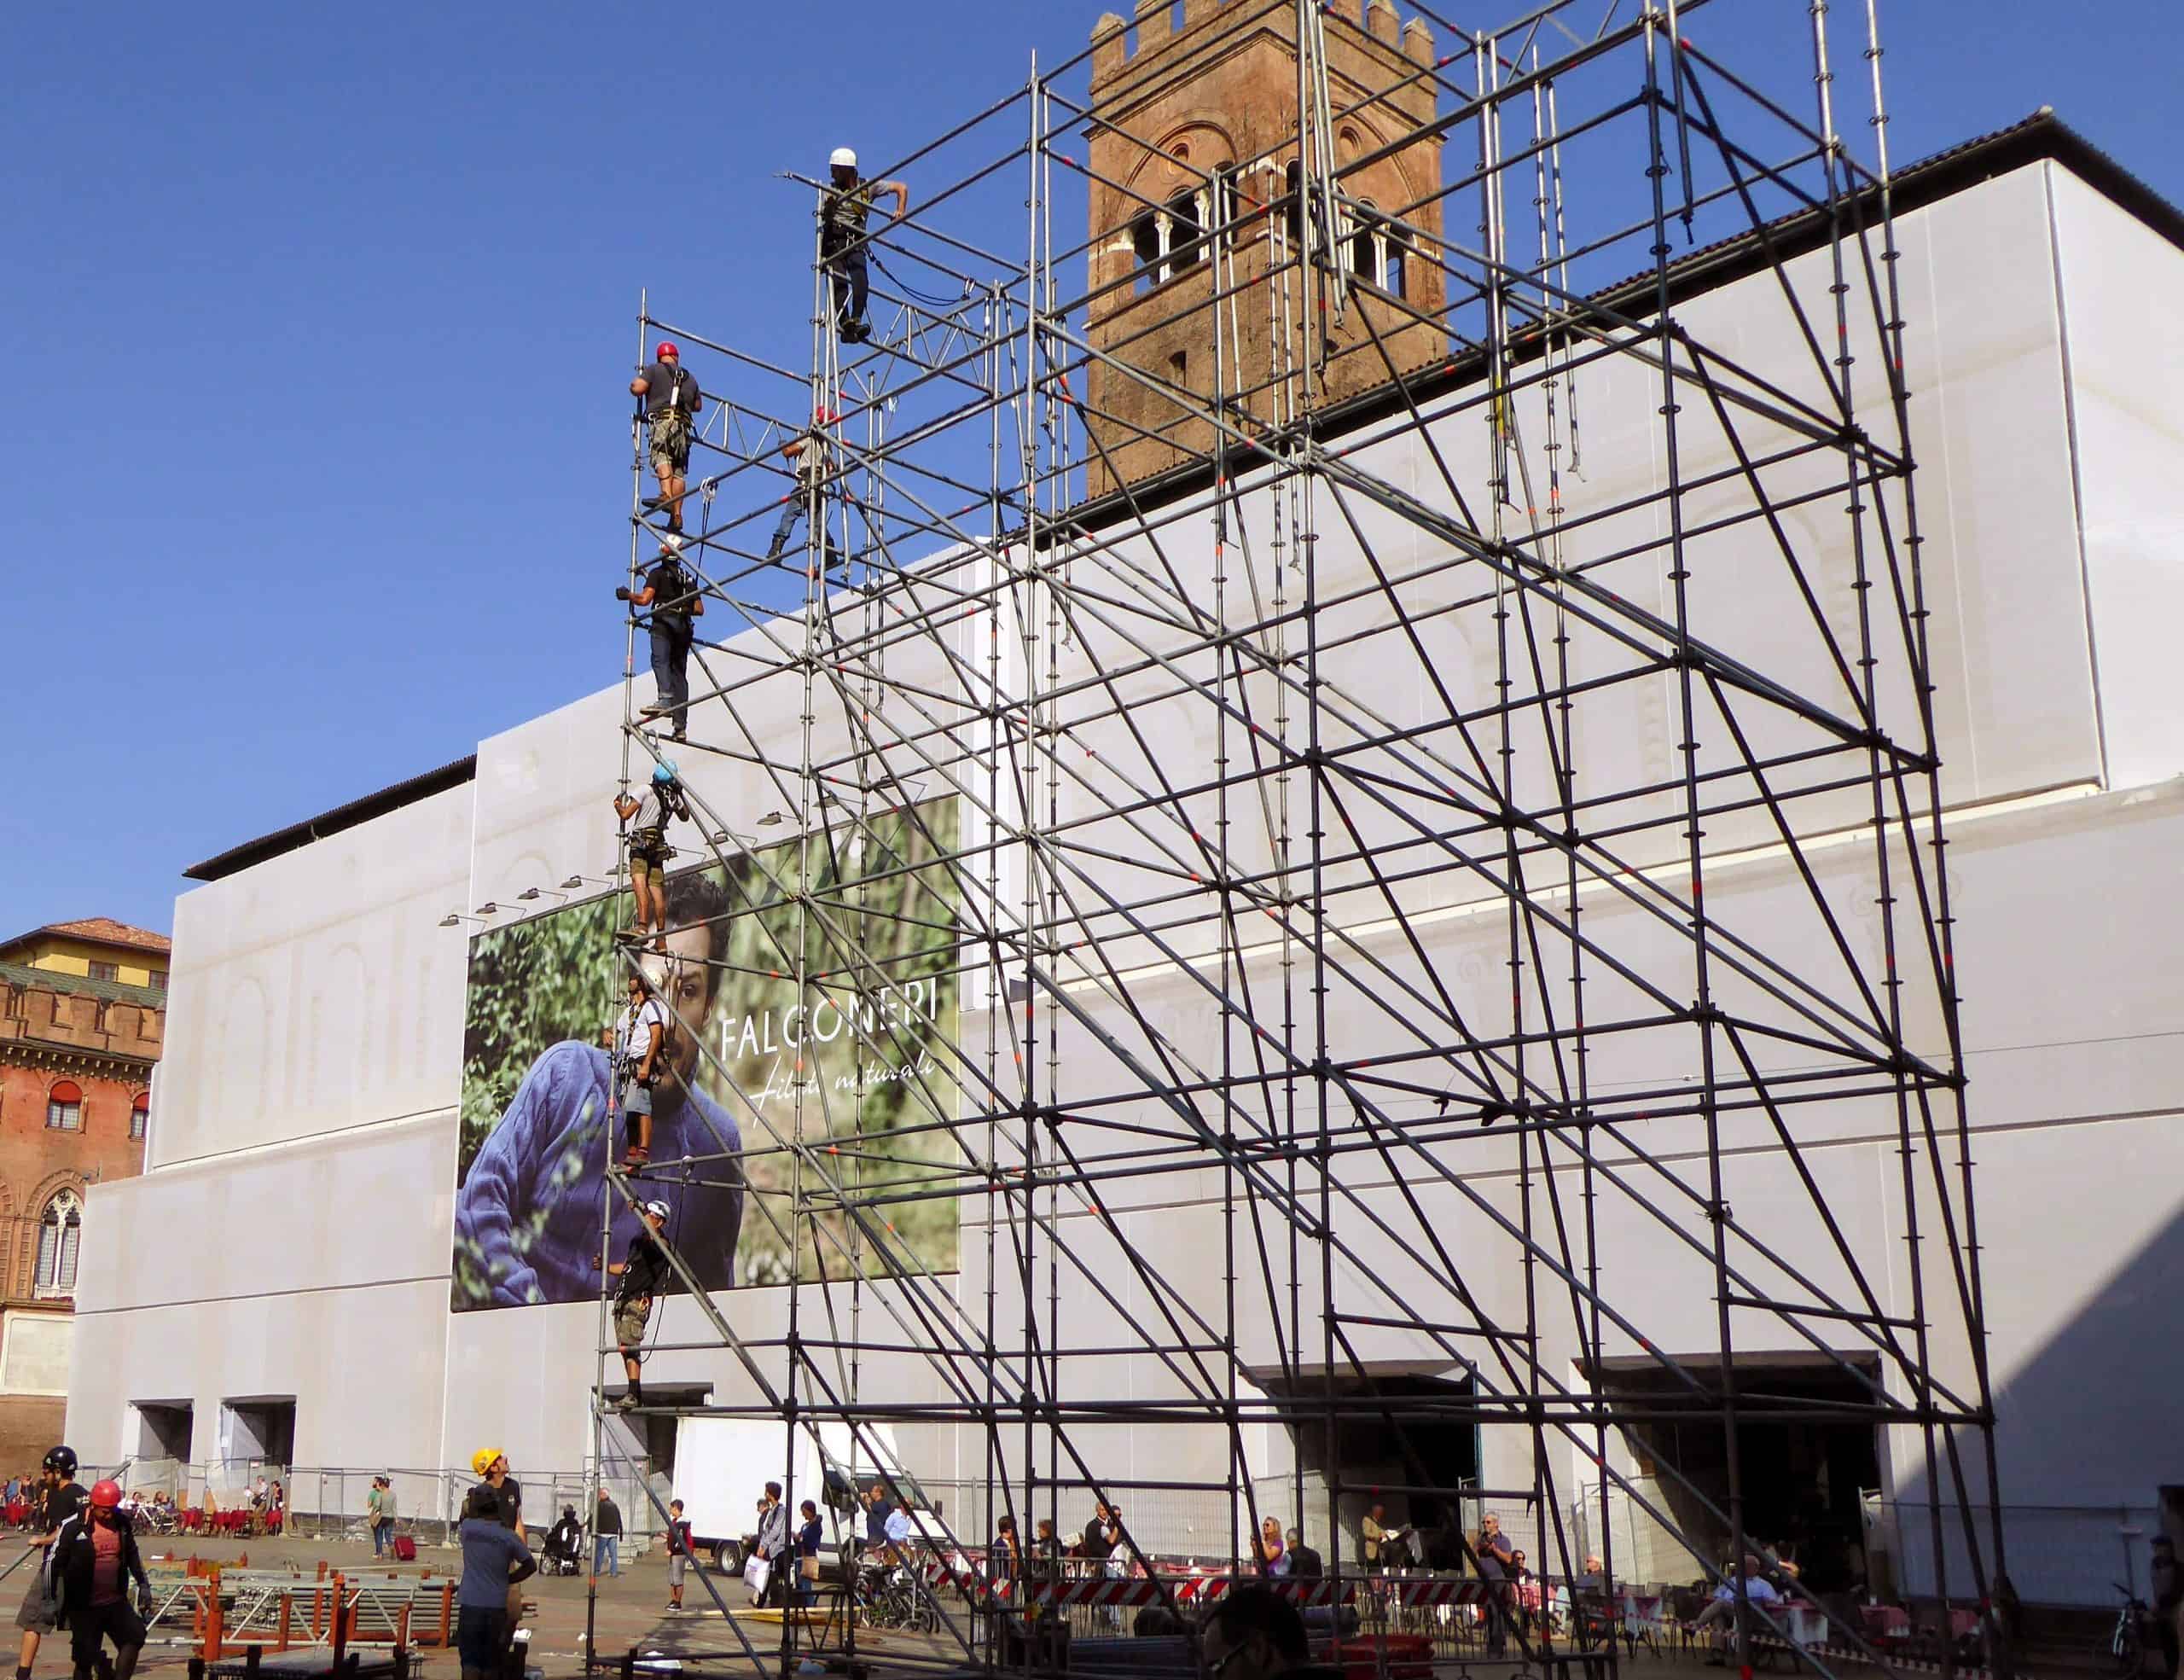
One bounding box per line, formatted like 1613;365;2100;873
1084;0;1445;491
0;919;166;1467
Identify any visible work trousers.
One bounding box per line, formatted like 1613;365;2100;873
649;617;692;735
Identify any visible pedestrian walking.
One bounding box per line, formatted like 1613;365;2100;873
52;1480;152;1680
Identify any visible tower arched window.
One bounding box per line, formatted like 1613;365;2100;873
1165;188;1204;271
131;1092;150;1142
35;1191;83;1298
1129;182;1211;294
1349;201;1408;299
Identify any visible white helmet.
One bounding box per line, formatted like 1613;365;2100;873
829;146;857;170
642;1199;671;1221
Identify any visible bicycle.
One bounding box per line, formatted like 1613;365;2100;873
2107;1581;2149;1677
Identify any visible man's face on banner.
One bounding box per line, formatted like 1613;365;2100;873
636;923;716;1082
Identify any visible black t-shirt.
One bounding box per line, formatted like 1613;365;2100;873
42;1481;84;1535
619;1232;673;1300
667;1519;694;1555
493;1478;522;1531
646;559;693;626
640;363;701;417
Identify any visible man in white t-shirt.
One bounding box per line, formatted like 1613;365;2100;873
614;966;670;1169
1690;1553;1783;1648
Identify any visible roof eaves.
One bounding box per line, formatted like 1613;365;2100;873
183;753;478;885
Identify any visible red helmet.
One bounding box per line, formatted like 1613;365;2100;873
89;1480;121;1509
655;341;679;361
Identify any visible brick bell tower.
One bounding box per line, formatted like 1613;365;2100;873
1082;0;1444;494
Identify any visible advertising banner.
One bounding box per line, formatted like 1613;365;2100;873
451;799;961;1309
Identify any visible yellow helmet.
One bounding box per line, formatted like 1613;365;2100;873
471;1448;503;1478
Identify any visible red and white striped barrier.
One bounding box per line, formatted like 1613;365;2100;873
1391;1579;1490;1608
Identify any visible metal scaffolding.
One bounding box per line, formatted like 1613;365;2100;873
586;1;2007;1675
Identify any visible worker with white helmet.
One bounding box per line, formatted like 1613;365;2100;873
820;144;908;344
595;1196;677;1410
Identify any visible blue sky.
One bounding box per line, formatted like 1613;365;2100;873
2;0;2179;944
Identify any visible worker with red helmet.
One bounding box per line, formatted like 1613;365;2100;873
51;1479;150;1680
628;342;703;537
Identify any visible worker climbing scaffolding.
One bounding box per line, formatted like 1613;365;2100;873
819;148;907;344
595;1197;673;1410
629;341;702;535
617;540;703;741
612;762;689;946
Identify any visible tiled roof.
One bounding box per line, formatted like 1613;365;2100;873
32;918;171;956
0;961;166;1009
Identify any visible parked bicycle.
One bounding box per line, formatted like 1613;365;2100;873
2107;1581;2149;1677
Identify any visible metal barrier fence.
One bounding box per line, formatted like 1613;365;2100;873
91;1461;660;1556
1872;1499;2164;1609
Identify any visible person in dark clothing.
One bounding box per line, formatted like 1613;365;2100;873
1079;1503;1115;1564
1285;1529;1322;1580
596;1199;674;1410
618;544;705;741
1476;1512;1515;1656
15;1445;87;1680
795;1500;823;1606
990;1514;1021;1581
819;148;908;344
543;1507;583;1577
52;1480;150;1680
1031;1518;1063;1580
593;1489;624;1578
456;1484;535;1680
629;343;703;534
469;1451;523;1539
863;1484;889;1555
1200;1584;1345;1680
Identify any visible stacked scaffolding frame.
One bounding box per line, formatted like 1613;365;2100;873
588;2;2008;1676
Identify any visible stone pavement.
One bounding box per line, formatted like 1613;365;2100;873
118;1529;950;1679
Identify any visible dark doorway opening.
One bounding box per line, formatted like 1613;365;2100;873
1263;1369;1480;1569
132;1402;193;1462
1596;1356;1882;1592
219;1397;295;1469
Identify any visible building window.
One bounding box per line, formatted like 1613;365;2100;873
149;971;167;991
34;1192;83;1298
1130;182;1212;294
131;1094;150;1142
45;1081;83;1131
88;962;118;983
1349;201;1407;298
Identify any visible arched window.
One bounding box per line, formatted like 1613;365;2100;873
131;1093;150;1142
35;1191;82;1298
1129;183;1211;294
45;1082;82;1132
1348;201;1408;299
1165;188;1204;271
